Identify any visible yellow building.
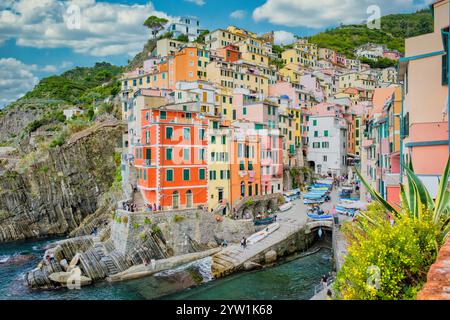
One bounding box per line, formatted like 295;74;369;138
238;38;269;67
206;60;269;95
207;118;231;214
338;71;376;91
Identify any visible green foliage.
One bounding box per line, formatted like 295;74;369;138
25;110;65;134
152;225;161;234
49;132;67;148
37;166;49;174
115;217;121;223
333;203;440;300
173;214;185;223
144;217;152;225
269;58;285;70
195;29;210;44
20;62;123;105
143;15;169;37
176;34;189;42
158;31;174;40
133;223;140;230
360;57;397;69
338;156;450;299
309;9;432;56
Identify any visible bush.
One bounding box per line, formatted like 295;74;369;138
115;217;121;223
133;223;140;230
173;214;185;223
144;217;152;225
152;225;161;234
333;203;441;300
121;216;128;224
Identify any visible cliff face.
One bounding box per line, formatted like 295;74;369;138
0;121;125;243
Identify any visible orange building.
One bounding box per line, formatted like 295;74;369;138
216;45;241;63
229;123;261;208
136;106;209;210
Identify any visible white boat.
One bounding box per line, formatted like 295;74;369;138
246;223;280;245
279;202;293;212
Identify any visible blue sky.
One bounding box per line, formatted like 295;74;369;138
0;0;431;106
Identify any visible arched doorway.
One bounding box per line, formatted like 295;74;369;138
172;191;179;209
186;190;193;208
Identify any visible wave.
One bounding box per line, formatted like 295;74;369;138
0;255;11;263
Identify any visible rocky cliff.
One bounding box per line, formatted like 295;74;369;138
0;120;125;243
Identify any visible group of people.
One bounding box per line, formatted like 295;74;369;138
144;203;161;212
122;201;138;212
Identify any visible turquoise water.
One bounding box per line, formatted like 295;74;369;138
0;238;333;300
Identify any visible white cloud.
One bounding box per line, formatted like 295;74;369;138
230;10;246;20
0;0;171;57
0;58;39;107
273;30;296;45
253;0;431;28
185;0;205;6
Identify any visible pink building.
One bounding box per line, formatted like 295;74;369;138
399;0;449;197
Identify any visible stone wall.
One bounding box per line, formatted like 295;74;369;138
112;209;255;256
417;238;450;300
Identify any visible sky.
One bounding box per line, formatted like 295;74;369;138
0;0;433;107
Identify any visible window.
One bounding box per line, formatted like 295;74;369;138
211;136;216;144
160;111;167;120
314;131;318;137
199;168;205;180
221;135;226;145
166;127;173;139
232;110;236;120
324;130;329;137
183;128;190;140
239;161;245;170
209;170;216;180
183;169;190;181
199;149;205;161
248;161;253;171
199;128;205;140
212;121;219;129
313;119;317;126
166;148;173;160
442;27;449;85
166;169;174;181
183;148;190;161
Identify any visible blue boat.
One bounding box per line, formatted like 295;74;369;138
307;213;333;220
304;198;325;205
303;193;325;199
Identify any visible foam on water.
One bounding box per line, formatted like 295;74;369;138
0;255;10;263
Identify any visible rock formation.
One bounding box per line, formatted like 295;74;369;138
0;120;125;242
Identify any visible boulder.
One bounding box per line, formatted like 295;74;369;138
264;250;277;264
244;261;262;271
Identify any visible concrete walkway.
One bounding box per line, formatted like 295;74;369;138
212;189;340;278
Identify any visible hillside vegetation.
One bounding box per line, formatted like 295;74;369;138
20;62;123;105
309;9;433;57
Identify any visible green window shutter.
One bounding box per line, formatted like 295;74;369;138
227;170;230;179
324;130;329;137
220;170;224;179
199;168;205;180
183;169;190;181
313;119;317;126
166;127;173;139
166;148;172;160
314;131;318;137
166;170;173;181
222;136;226;144
243;107;247;115
160;111;166;120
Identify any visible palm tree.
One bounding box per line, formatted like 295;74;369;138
143;16;169;38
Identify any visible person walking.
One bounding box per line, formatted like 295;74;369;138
322;274;328;291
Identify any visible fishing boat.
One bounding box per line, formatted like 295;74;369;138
254;216;275;226
303;198;325;205
279;202;293;212
307;212;333;220
247;223;280;245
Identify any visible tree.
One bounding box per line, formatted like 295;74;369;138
195;29;210;44
143;16;169;38
176;34;189;43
